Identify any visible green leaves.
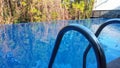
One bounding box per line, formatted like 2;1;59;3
51;12;58;20
61;0;94;19
21;1;27;6
62;0;71;9
72;1;85;12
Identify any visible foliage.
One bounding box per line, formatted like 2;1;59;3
0;0;94;24
62;0;94;19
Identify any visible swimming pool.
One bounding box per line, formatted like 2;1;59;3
0;18;120;68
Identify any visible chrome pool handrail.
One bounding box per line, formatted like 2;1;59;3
48;24;106;68
83;19;120;68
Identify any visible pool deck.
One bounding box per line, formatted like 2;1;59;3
92;10;120;18
107;57;120;68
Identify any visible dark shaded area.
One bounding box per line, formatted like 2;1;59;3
107;57;120;68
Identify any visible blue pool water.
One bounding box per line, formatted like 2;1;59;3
0;18;120;68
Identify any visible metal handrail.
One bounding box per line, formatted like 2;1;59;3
48;24;106;68
83;19;120;68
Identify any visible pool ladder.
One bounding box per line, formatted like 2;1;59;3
48;19;120;68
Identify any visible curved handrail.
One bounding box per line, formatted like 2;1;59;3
83;19;120;68
48;24;106;68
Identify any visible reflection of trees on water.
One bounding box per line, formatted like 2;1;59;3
0;20;94;67
0;21;69;67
